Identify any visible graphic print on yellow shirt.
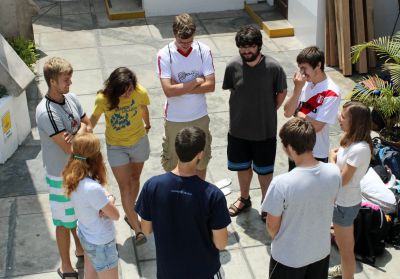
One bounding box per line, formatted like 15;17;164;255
92;84;150;146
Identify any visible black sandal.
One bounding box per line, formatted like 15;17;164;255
135;231;147;246
229;196;252;217
57;268;78;279
125;216;147;245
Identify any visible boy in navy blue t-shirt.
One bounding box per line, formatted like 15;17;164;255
135;127;231;279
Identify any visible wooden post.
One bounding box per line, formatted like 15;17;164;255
365;0;377;68
327;0;338;66
340;0;352;76
353;0;368;73
335;0;343;70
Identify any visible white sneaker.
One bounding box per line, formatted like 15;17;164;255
328;264;342;278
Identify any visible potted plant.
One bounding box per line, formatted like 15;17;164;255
350;31;400;143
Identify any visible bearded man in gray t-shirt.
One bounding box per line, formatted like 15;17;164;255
262;118;340;279
222;25;287;221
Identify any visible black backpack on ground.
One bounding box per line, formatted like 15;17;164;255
353;205;390;264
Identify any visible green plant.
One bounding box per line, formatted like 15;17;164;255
350;31;400;141
0;84;7;99
7;36;38;71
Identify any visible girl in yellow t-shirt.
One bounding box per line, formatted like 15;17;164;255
90;67;150;245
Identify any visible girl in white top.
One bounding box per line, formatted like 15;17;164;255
329;101;372;279
63;133;120;279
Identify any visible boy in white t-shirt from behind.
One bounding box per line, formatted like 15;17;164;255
263;117;340;279
283;46;341;171
63;133;120;279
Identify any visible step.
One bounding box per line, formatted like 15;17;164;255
244;2;294;38
104;0;145;20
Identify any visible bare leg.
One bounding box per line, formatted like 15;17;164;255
229;169;253;215
257;173;273;202
196;169;207;180
56;226;75;273
83;251;97;279
111;162;144;234
70;228;84;256
98;266;119;279
334;224;356;279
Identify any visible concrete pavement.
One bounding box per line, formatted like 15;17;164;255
1;0;399;278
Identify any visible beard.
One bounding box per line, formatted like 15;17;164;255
240;49;261;62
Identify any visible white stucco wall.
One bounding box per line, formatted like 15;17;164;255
143;0;244;17
287;0;325;48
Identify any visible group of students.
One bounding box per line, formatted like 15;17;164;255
35;12;373;279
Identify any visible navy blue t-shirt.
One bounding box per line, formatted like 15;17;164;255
135;172;231;279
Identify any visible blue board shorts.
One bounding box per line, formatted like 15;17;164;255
78;229;118;272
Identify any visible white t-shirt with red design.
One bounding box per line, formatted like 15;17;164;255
298;78;341;158
157;41;215;122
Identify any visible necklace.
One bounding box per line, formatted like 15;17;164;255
47;94;79;134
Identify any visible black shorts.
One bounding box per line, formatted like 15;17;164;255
227;133;276;175
269;255;329;279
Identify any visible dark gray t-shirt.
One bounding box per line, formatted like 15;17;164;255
36;93;85;177
222;55;287;141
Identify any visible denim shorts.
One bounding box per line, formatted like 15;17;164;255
106;135;150;167
333;203;361;227
78;230;119;272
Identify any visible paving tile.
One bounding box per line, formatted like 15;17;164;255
0;217;9;277
243;245;270;278
11;213;59;276
38;30;97;51
140;259;157;279
0;197;15;218
69;69;104;95
17;194;50;215
33;14;62;33
100;44;158;68
62;13;94;31
195;10;249;20
211;35;240;57
201;17;254;35
61;0;91;15
220;249;253;279
96;13;147;29
93;0;107;14
98;25;154;46
37;47;102;71
35;0;61;16
271;36;305;52
326;70;356;97
103;64;159;90
207;84;230;114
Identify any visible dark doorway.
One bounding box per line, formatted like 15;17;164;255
276;0;288;19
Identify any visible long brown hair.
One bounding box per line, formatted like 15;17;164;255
100;67;137;110
63;133;107;197
340;101;372;153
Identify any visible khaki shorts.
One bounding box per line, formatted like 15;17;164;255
161;115;212;171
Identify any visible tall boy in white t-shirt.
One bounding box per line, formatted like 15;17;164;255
156;13;215;179
284;46;341;170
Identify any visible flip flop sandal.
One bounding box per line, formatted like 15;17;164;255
229;196;252;217
135;231;147;246
57;268;78;279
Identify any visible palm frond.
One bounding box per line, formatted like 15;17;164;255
383;62;400;91
351;31;400;64
350;76;400;122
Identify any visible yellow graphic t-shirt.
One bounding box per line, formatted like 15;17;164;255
92;84;150;146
